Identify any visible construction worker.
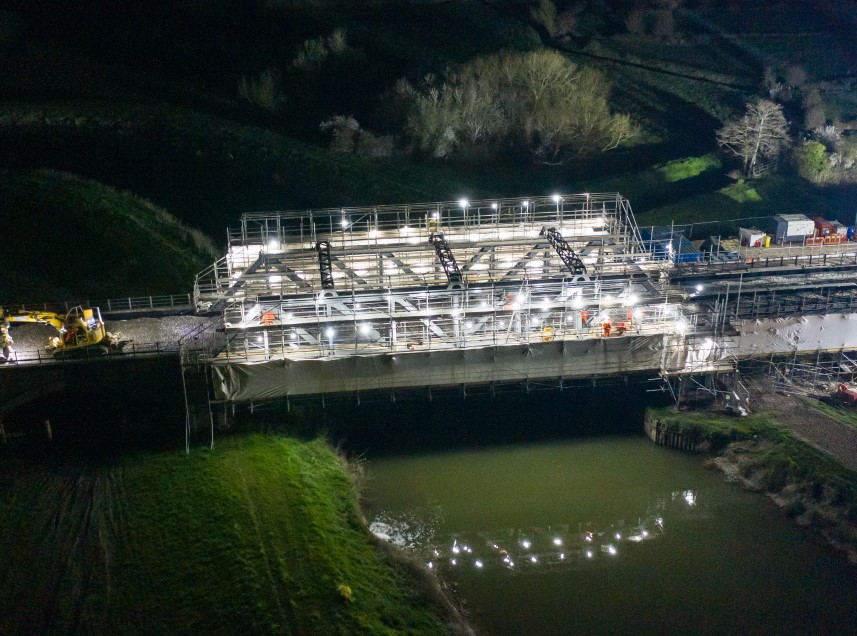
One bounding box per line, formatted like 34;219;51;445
1;323;12;361
601;317;612;337
260;310;276;326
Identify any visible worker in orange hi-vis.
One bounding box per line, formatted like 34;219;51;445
601;317;612;337
260;310;276;326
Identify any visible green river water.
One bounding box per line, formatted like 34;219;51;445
364;436;857;635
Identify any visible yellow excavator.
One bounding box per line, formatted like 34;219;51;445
0;306;124;360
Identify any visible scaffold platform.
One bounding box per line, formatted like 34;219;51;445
189;193;735;400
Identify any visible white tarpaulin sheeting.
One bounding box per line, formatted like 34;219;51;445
731;313;857;357
211;335;688;401
210;313;857;402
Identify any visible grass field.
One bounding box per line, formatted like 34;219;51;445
636;173;857;235
0;435;465;635
0;101;541;237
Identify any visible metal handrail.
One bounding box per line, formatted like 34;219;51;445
7;294;193;315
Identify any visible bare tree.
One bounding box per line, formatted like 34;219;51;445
529;0;557;37
716;99;790;177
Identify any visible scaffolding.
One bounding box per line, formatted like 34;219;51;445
194;193;661;306
760;350;857;397
188;192;744;403
216;277;691;362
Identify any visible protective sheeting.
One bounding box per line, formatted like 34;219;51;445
211;335;688;401
213;313;857;402
732;313;857;357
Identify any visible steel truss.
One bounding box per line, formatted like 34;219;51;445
218;276;698;361
429;233;463;284
540;226;587;276
190;193;720;366
194;193;661;306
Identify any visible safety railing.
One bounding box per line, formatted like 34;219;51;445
0;340;181;367
212;276;688;363
7;294;193;315
671;243;857;277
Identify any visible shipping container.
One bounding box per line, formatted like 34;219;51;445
814;216;839;237
771;214;815;243
739;227;766;247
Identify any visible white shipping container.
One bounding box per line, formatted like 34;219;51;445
772;214;815;242
739;227;766;247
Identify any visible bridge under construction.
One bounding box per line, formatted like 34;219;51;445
6;192;857;440
189;194;700;401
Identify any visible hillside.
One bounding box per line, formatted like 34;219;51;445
0;170;217;303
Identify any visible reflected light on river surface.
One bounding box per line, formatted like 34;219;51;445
370;490;693;573
362;437;857;635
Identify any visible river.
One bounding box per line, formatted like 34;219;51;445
363;435;857;635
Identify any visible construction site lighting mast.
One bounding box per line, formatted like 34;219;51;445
552;193;562;222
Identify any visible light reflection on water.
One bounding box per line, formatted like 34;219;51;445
371;490;702;573
364;438;857;636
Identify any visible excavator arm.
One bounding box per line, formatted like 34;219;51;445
0;306;109;355
4;310;66;331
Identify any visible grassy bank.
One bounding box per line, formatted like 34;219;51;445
0;169;218;303
636;173;857;234
0;435;467;635
647;406;857;560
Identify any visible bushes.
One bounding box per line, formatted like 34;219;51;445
793;136;857;185
793;140;829;183
397;50;636;162
318;116;395;158
237;67;283;112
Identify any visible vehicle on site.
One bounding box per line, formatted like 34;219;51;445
0;306;126;360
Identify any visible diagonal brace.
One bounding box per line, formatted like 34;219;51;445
540;227;587;276
429;233;463;284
